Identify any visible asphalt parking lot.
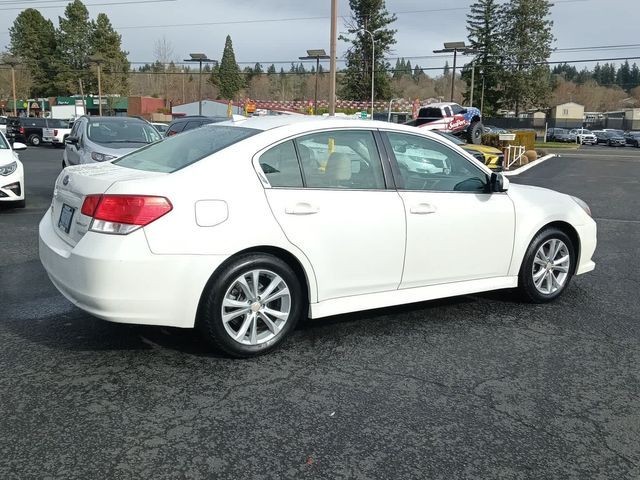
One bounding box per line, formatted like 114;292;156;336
1;145;639;479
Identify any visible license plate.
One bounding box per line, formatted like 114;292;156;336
58;204;75;234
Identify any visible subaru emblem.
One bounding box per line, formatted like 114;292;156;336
62;175;70;186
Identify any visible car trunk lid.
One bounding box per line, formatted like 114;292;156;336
51;162;165;246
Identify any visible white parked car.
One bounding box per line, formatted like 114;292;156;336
0;131;27;208
39;117;597;357
569;128;597;145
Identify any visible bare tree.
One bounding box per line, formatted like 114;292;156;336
153;36;175;107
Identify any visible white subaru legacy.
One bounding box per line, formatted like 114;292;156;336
39;117;597;357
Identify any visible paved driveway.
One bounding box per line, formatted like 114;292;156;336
1;146;638;479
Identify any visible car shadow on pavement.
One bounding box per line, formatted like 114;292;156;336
3;289;522;358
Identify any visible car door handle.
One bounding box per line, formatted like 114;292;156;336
410;203;437;215
285;203;320;215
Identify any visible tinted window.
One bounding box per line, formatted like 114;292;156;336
114;125;259;173
259;141;303;187
451;104;464;114
0;134;8;149
166;123;184;136
387;132;488;193
46;119;68;128
420;107;442;119
0;118;6;125
184;121;205;131
295;130;385;190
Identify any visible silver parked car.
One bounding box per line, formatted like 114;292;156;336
62;116;162;168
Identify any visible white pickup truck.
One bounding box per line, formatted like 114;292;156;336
42;119;72;148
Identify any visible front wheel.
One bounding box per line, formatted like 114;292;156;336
517;228;575;303
198;254;304;357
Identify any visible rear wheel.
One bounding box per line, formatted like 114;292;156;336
28;134;41;146
517;228;575;303
198;254;304;357
467;121;484;145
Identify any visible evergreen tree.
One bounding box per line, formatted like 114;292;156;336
218;35;242;100
267;64;276;76
616;60;631;89
412;64;424;82
465;0;502;113
443;61;450;77
631;63;640;89
340;0;397;100
592;63;602;84
405;60;412;76
55;0;93;94
393;58;403;79
499;0;554;114
253;62;263;75
89;13;129;96
9;9;57;97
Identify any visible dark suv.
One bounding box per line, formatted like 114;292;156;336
166;116;227;136
5;117;66;146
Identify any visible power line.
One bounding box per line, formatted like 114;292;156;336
0;0;175;10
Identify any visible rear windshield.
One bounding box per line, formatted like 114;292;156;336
47;119;68;128
419;107;443;119
113;125;260;173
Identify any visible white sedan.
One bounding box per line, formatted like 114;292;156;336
0;131;27;208
39;117;597;357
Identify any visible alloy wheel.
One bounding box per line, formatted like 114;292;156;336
532;238;571;295
221;269;291;346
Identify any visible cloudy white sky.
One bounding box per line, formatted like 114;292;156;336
1;0;638;73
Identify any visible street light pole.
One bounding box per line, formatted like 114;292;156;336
184;53;214;116
299;50;330;115
433;42;481;104
361;28;375;120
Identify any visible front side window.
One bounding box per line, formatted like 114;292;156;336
295;130;386;190
259;140;303;188
114;125;259;173
386;132;488;193
451;104;464;115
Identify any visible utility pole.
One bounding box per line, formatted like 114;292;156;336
89;55;104;115
78;78;86;114
329;0;337;115
2;56;19;116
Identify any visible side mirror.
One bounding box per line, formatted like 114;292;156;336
490;172;509;192
65;136;79;146
12;142;27;151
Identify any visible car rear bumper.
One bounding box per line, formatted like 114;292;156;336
39;209;229;328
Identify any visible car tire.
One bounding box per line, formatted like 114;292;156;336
467;121;484;145
517;227;576;303
198;253;304;358
28;134;41;147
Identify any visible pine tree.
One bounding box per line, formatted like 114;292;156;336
592;63;602;84
267;64;276;76
393;58;403;79
616;60;631;89
499;0;554;114
9;8;57;97
54;0;93;94
89;13;129;96
412;64;424;82
218;35;242;100
631;63;640;89
464;0;502;112
340;0;397;100
253;63;263;75
443;61;451;77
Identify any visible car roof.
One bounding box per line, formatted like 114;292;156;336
213;115;427;133
85;116;147;123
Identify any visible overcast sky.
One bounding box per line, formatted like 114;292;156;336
1;0;638;73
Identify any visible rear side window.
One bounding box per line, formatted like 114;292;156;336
420;107;442;119
114;125;259;173
166;123;184;136
259;141;303;187
47;119;67;128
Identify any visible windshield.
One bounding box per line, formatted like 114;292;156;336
87;119;162;145
432;130;465;145
113;125;260;173
0;134;8;149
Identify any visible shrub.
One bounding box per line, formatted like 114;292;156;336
512;131;536;151
524;150;538;162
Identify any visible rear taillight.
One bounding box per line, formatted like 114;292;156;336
19;127;25;134
54;129;59;136
80;194;172;235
